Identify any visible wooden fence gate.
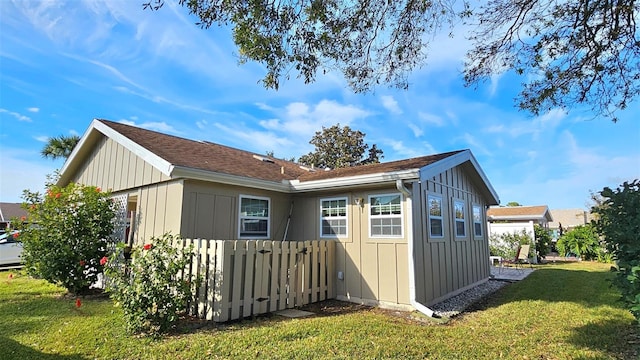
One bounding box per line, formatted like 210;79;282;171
172;239;336;322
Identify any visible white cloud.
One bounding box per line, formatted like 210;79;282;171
458;133;492;156
0;108;32;122
380;95;402;115
34;135;49;142
213;122;295;154
0;147;56;202
408;123;423;137
418;111;445;127
118;120;181;135
27;107;39;112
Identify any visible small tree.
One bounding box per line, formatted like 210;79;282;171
298;124;383;169
104;234;198;335
18;183;116;295
533;224;551;260
556;224;601;260
592;180;640;324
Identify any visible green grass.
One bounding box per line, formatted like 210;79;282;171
1;262;638;359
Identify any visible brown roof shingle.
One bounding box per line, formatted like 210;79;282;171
99;120;465;184
487;205;550;218
0;203;27;222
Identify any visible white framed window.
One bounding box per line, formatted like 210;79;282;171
473;204;483;238
320;197;348;237
427;195;444;239
454;200;466;238
238;195;270;239
369;193;403;237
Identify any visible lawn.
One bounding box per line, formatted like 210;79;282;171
1;262;638;360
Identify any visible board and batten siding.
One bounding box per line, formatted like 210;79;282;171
72;135;170;192
289;188;411;310
180;180;292;241
413;164;491;306
132;180;184;244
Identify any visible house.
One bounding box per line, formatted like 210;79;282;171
0;203;28;233
487;205;553;260
548;208;593;240
58;119;499;313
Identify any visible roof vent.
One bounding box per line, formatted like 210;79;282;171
299;165;316;172
253;154;274;163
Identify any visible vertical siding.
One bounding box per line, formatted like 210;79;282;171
180;180;290;241
288;188;410;308
71;135;170;191
414;164;491;306
133;180;184;244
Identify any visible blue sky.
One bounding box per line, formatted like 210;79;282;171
1;1;639;209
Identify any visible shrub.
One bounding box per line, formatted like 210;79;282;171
592;180;640;324
104;233;199;335
556;224;601;260
16;183;116;295
533;224;551;260
489;229;532;260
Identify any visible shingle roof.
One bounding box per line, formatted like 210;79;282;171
99;120;308;182
98;120;464;184
487;205;552;220
0;203;27;222
549;209;592;228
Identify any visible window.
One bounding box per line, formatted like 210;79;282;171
369;194;403;237
428;195;444;238
454;200;466;238
473;204;483;238
239;195;270;238
320;197;348;237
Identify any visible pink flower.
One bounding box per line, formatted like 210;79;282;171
96;187;101;192
75;298;82;308
99;256;108;266
20;216;26;222
12;233;19;239
143;243;152;250
8;273;13;280
79;260;86;267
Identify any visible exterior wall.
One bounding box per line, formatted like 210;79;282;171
180;180;292;241
414;165;491;306
487;221;535;242
130;180;184;244
288;186;411;309
72;135;170;192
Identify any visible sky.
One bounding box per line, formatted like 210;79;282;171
1;1;639;210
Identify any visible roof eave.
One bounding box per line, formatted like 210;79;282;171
420;149;500;205
58;119;173;186
171;166;291;193
290;169;420;192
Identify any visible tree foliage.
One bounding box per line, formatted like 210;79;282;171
489;229;532;260
17;183;116;295
533;224;551;259
505;201;521;207
298;124;383;169
556;224;601;260
41;135;80;160
145;0;638;121
592;180;640;324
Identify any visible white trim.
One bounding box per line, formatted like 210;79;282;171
368;193;404;238
472;203;483;238
453;199;467;238
171;166;291;193
238;194;271;239
319;197;348;238
427;194;444;240
289;169;419;192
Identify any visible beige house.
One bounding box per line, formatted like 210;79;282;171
58;119;500;313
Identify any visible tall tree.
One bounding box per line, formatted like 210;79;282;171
298;124;383;169
41;135;80;160
144;0;639;122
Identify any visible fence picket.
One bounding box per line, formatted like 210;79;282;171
176;239;333;322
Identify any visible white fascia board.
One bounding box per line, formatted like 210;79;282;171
171;166;291;193
289;169;420;192
420;149;500;205
488;215;547;221
58;119;173;186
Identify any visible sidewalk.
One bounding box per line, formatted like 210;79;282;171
490;265;535;281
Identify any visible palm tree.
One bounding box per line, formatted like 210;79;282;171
41;135;80;160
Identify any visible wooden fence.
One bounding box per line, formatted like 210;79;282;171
172;239;336;322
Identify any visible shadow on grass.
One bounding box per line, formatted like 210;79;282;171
568;319;640;360
0;336;86;360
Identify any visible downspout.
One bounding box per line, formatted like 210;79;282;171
396;179;439;318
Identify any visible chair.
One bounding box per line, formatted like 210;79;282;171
502;244;531;273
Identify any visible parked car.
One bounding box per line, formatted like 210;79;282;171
0;231;23;266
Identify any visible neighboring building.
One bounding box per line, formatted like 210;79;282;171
0;203;27;233
57;119;500;311
548;208;593;240
486;205;553;261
